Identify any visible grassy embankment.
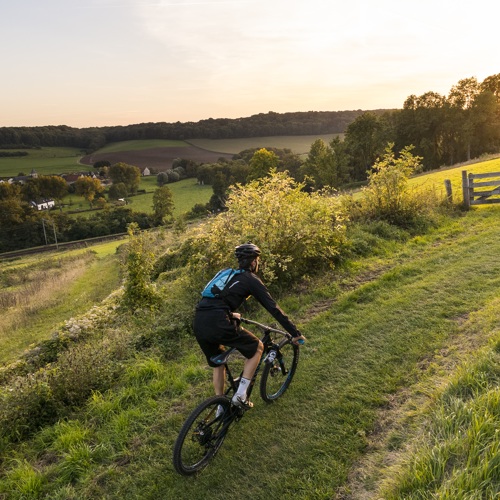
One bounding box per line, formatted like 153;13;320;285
1;161;499;498
0;241;123;365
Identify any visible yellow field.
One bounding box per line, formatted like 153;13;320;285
410;155;500;202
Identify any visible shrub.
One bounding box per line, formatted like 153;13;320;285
0;337;125;445
164;171;348;296
121;224;160;312
355;144;439;230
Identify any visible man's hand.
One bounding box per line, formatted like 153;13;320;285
292;334;306;345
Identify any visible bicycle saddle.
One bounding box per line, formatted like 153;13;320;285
210;348;236;365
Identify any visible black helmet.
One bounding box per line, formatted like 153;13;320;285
235;243;261;261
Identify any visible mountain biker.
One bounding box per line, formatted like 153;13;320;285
193;243;306;409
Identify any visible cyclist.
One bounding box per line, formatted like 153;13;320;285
193;243;305;409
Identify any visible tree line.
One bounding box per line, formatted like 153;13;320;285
187;74;500;206
0;110;379;153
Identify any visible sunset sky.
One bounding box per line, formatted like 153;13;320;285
1;0;498;128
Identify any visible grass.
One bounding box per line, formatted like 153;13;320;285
0;147;84;178
2;204;500;498
121;177;213;216
0;242;124;365
409;155;500;201
188;134;342;155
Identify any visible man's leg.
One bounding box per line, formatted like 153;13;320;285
213;365;225;395
232;340;263;407
242;340;263;379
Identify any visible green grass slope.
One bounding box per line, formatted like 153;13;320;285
0;243;123;365
1;162;500;499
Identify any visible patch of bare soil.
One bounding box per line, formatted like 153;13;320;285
80;146;234;171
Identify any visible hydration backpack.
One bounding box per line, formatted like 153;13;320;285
201;268;244;298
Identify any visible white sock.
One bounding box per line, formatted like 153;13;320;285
234;377;251;400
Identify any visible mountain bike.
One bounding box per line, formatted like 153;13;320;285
172;317;302;475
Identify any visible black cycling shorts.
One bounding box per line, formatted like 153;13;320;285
193;308;260;367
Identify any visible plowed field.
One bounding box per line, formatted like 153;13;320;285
80;146;233;171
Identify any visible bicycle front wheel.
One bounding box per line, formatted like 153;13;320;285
173;395;233;475
260;342;299;402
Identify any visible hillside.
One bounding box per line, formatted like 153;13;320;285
1;164;499;498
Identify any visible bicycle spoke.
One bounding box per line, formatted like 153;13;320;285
173;396;233;475
260;342;299;402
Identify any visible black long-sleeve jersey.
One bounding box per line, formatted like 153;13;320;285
196;269;301;338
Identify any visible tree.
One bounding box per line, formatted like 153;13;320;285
247;148;280;182
108;162;141;194
300;139;328;186
344;113;386;181
75;176;104;207
152;185;174;224
108;182;128;200
157;172;169;186
481;73;500;103
448;78;481;161
0;182;21;200
321;136;350;188
93;160;111;169
39;175;67;203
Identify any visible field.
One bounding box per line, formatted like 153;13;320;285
0;135;340;180
0;147;83;178
187;134;341;155
127;176;213;215
409;154;500;200
0;241;124;364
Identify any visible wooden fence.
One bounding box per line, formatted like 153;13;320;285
462;170;500;208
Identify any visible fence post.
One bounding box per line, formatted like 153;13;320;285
462;170;470;209
444;179;452;203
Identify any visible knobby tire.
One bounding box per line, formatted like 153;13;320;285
173;395;234;475
260;342;299;402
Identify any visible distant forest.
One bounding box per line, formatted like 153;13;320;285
0;110;386;152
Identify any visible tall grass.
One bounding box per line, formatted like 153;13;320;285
0;249;122;365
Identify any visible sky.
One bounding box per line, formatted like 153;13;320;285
1;0;498;128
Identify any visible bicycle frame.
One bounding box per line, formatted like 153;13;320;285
214;317;294;401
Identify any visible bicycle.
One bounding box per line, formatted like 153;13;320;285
172;317;302;476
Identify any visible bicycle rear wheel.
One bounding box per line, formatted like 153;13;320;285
173;395;233;475
260;342;299;402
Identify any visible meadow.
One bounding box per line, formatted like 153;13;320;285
0;147;83;178
0;242;124;365
188;133;340;155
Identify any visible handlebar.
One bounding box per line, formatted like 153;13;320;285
240;317;305;345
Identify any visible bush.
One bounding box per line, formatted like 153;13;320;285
121;224;161;312
349;144;440;231
164;171;348;296
0;336;125;445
